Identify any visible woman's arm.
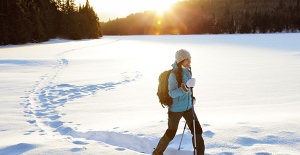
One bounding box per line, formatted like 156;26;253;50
168;72;188;98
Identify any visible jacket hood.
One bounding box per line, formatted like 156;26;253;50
171;61;178;70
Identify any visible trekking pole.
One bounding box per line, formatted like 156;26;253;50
191;87;197;155
178;122;187;150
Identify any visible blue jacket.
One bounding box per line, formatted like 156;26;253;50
168;61;193;112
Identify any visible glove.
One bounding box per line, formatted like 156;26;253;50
186;78;196;88
181;83;189;93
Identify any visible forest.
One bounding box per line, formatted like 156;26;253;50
1;0;300;45
102;0;300;35
0;0;102;45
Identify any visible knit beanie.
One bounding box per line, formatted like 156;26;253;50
175;49;191;63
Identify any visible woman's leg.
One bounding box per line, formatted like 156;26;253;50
153;111;183;155
183;109;205;155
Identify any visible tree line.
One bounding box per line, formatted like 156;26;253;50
1;0;300;45
0;0;102;45
102;0;300;35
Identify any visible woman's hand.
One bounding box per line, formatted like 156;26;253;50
181;83;189;93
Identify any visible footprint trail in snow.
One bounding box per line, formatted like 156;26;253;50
20;44;153;153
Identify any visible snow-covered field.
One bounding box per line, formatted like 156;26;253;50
0;34;300;155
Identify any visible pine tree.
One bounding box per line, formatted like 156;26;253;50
7;0;31;44
0;0;9;44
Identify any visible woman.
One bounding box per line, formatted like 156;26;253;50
152;49;205;155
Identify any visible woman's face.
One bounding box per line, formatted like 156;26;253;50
182;57;191;68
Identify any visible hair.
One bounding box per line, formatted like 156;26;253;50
176;61;192;87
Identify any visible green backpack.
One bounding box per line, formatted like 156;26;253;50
157;69;177;108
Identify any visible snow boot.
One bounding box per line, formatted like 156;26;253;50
152;134;172;155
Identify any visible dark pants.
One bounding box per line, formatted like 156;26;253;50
153;108;205;155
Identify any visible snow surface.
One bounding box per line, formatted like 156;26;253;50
0;34;300;155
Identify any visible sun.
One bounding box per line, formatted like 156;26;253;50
155;5;170;16
153;1;174;16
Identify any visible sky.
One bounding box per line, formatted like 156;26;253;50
76;0;180;22
1;34;300;154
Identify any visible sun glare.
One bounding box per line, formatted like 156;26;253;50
154;4;171;16
155;7;170;16
75;0;178;21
